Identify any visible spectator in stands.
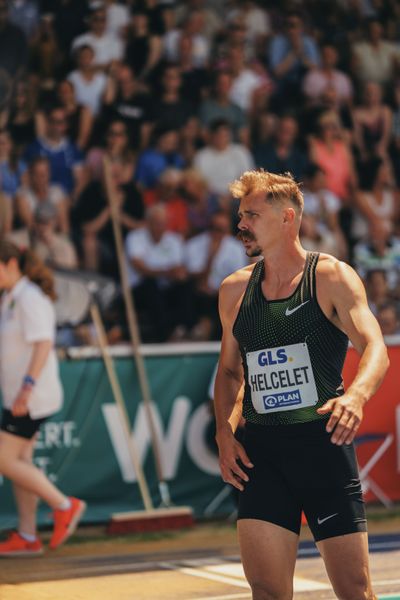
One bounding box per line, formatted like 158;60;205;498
1;81;37;156
9;203;78;270
102;63;154;151
0;129;28;198
351;17;400;89
181;167;219;238
390;80;400;186
143;168;188;236
85;119;135;185
364;269;394;316
8;0;39;41
352;157;398;243
268;11;320;108
376;302;400;335
353;220;400;291
52;0;86;63
225;43;271;115
185;210;247;340
125;203;191;342
72;158;144;273
352;81;392;163
0;192;12;237
67;45;108;117
71;5;124;71
300;212;342;258
29;14;62;91
152;63;196;132
217;21;253;64
163;9;210;69
135;125;185;190
302;163;348;260
175;0;223;43
24;106;84;200
193;118;254;200
226;1;271;60
0;0;28;81
51;80;94;151
250;108;278;149
124;7;162;83
142;0;167;37
199;70;249;146
253;114;309;182
302;43;353;108
173;32;210;107
104;0;130;40
309;110;357;204
15;157;69;235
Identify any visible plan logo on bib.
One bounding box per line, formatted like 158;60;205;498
263;390;302;410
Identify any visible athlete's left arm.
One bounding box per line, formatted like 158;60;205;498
317;261;390;445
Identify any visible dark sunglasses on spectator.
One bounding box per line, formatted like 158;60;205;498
50;118;67;124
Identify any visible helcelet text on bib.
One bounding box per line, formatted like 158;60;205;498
246;342;319;413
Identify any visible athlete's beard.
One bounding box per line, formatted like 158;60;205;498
247;246;262;257
237;230;262;257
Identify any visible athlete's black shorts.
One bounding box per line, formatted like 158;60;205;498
0;409;47;440
238;419;367;542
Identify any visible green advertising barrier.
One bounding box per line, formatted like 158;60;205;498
0;345;237;530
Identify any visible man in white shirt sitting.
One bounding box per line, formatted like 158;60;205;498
124;203;191;342
193;118;254;203
71;5;124;71
185;210;248;340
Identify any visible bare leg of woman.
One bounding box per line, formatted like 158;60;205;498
0;431;68;510
12;434;39;537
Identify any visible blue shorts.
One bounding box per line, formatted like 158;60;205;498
238;419;367;542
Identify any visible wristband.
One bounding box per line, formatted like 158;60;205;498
22;375;36;388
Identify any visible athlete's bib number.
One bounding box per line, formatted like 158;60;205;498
246;342;318;413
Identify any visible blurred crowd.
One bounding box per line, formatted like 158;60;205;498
1;0;400;343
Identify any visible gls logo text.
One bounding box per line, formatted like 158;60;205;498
258;349;287;367
102;397;220;481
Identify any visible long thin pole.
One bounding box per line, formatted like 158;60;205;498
103;157;172;506
90;302;154;511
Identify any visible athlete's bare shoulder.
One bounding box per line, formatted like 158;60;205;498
316;253;360;283
220;263;256;296
219;262;257;320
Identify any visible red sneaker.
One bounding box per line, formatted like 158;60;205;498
49;497;86;550
0;531;43;557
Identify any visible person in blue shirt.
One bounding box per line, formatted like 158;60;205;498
135;125;185;190
0;129;27;197
24;106;84;201
253;114;309;182
269;11;320;109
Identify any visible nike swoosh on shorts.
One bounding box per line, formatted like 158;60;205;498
317;513;339;525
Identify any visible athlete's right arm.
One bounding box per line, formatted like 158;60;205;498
214;271;254;491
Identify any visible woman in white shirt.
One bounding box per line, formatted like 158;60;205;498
0;241;85;556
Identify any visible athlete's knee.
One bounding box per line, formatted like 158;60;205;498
249;579;293;600
333;575;374;600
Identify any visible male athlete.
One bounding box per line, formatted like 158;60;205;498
214;170;389;600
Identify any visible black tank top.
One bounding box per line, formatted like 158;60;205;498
233;252;349;425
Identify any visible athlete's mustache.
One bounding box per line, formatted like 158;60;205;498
237;230;256;242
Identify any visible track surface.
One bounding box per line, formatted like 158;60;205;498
0;533;399;600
